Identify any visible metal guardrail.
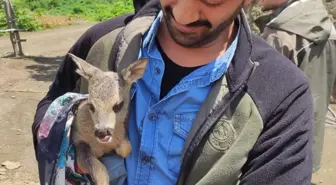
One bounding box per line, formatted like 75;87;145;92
0;28;26;32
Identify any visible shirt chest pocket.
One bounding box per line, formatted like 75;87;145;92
168;114;195;175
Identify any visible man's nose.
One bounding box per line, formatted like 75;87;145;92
173;0;200;25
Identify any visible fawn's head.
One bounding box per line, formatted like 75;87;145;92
68;53;148;143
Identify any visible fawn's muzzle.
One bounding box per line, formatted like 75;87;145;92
94;128;113;142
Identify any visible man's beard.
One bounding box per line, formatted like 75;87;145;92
162;5;242;48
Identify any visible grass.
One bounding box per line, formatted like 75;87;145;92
0;0;134;34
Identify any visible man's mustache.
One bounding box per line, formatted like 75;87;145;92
164;7;212;29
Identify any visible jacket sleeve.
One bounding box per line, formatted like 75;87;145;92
261;30;299;66
31;14;133;157
239;81;314;185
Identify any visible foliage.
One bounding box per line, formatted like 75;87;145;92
14;7;44;31
14;0;134;21
0;0;133;33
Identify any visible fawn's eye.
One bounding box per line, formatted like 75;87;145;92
89;103;95;112
113;101;124;113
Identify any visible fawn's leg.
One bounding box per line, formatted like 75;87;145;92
75;142;109;185
115;139;132;158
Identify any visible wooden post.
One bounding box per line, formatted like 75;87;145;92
1;0;26;57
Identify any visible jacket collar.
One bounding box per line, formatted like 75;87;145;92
227;9;257;93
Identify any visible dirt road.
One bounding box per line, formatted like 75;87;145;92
0;23;93;184
0;23;335;185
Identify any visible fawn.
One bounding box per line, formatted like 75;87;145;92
68;53;148;185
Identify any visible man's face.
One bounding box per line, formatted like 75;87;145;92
258;0;288;11
160;0;249;48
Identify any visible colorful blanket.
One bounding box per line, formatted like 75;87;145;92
37;92;93;185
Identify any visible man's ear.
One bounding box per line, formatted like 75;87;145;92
121;58;148;84
68;53;99;81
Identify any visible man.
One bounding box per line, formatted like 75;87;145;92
257;0;336;173
32;0;314;184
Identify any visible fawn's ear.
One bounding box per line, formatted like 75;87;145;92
121;58;148;84
68;53;99;81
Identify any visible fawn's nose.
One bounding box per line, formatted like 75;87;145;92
94;128;113;139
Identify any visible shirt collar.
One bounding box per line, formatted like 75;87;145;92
142;10;163;52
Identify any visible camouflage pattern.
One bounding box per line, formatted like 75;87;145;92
245;0;336;35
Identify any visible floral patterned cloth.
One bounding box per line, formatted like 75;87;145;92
36;92;93;185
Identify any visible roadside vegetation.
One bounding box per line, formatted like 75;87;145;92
0;0;133;34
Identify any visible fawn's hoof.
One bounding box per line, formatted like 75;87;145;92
116;140;132;158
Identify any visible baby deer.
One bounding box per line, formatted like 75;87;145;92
68;53;148;185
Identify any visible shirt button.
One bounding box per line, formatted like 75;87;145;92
142;156;151;164
149;113;157;120
155;67;161;75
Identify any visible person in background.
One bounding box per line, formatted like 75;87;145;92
257;0;336;173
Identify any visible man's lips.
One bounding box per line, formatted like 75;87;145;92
171;19;202;34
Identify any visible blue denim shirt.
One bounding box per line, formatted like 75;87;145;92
101;11;239;185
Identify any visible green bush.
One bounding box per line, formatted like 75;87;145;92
51;0;134;22
15;0;134;21
14;7;45;31
0;5;7;31
0;0;134;34
86;2;133;21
